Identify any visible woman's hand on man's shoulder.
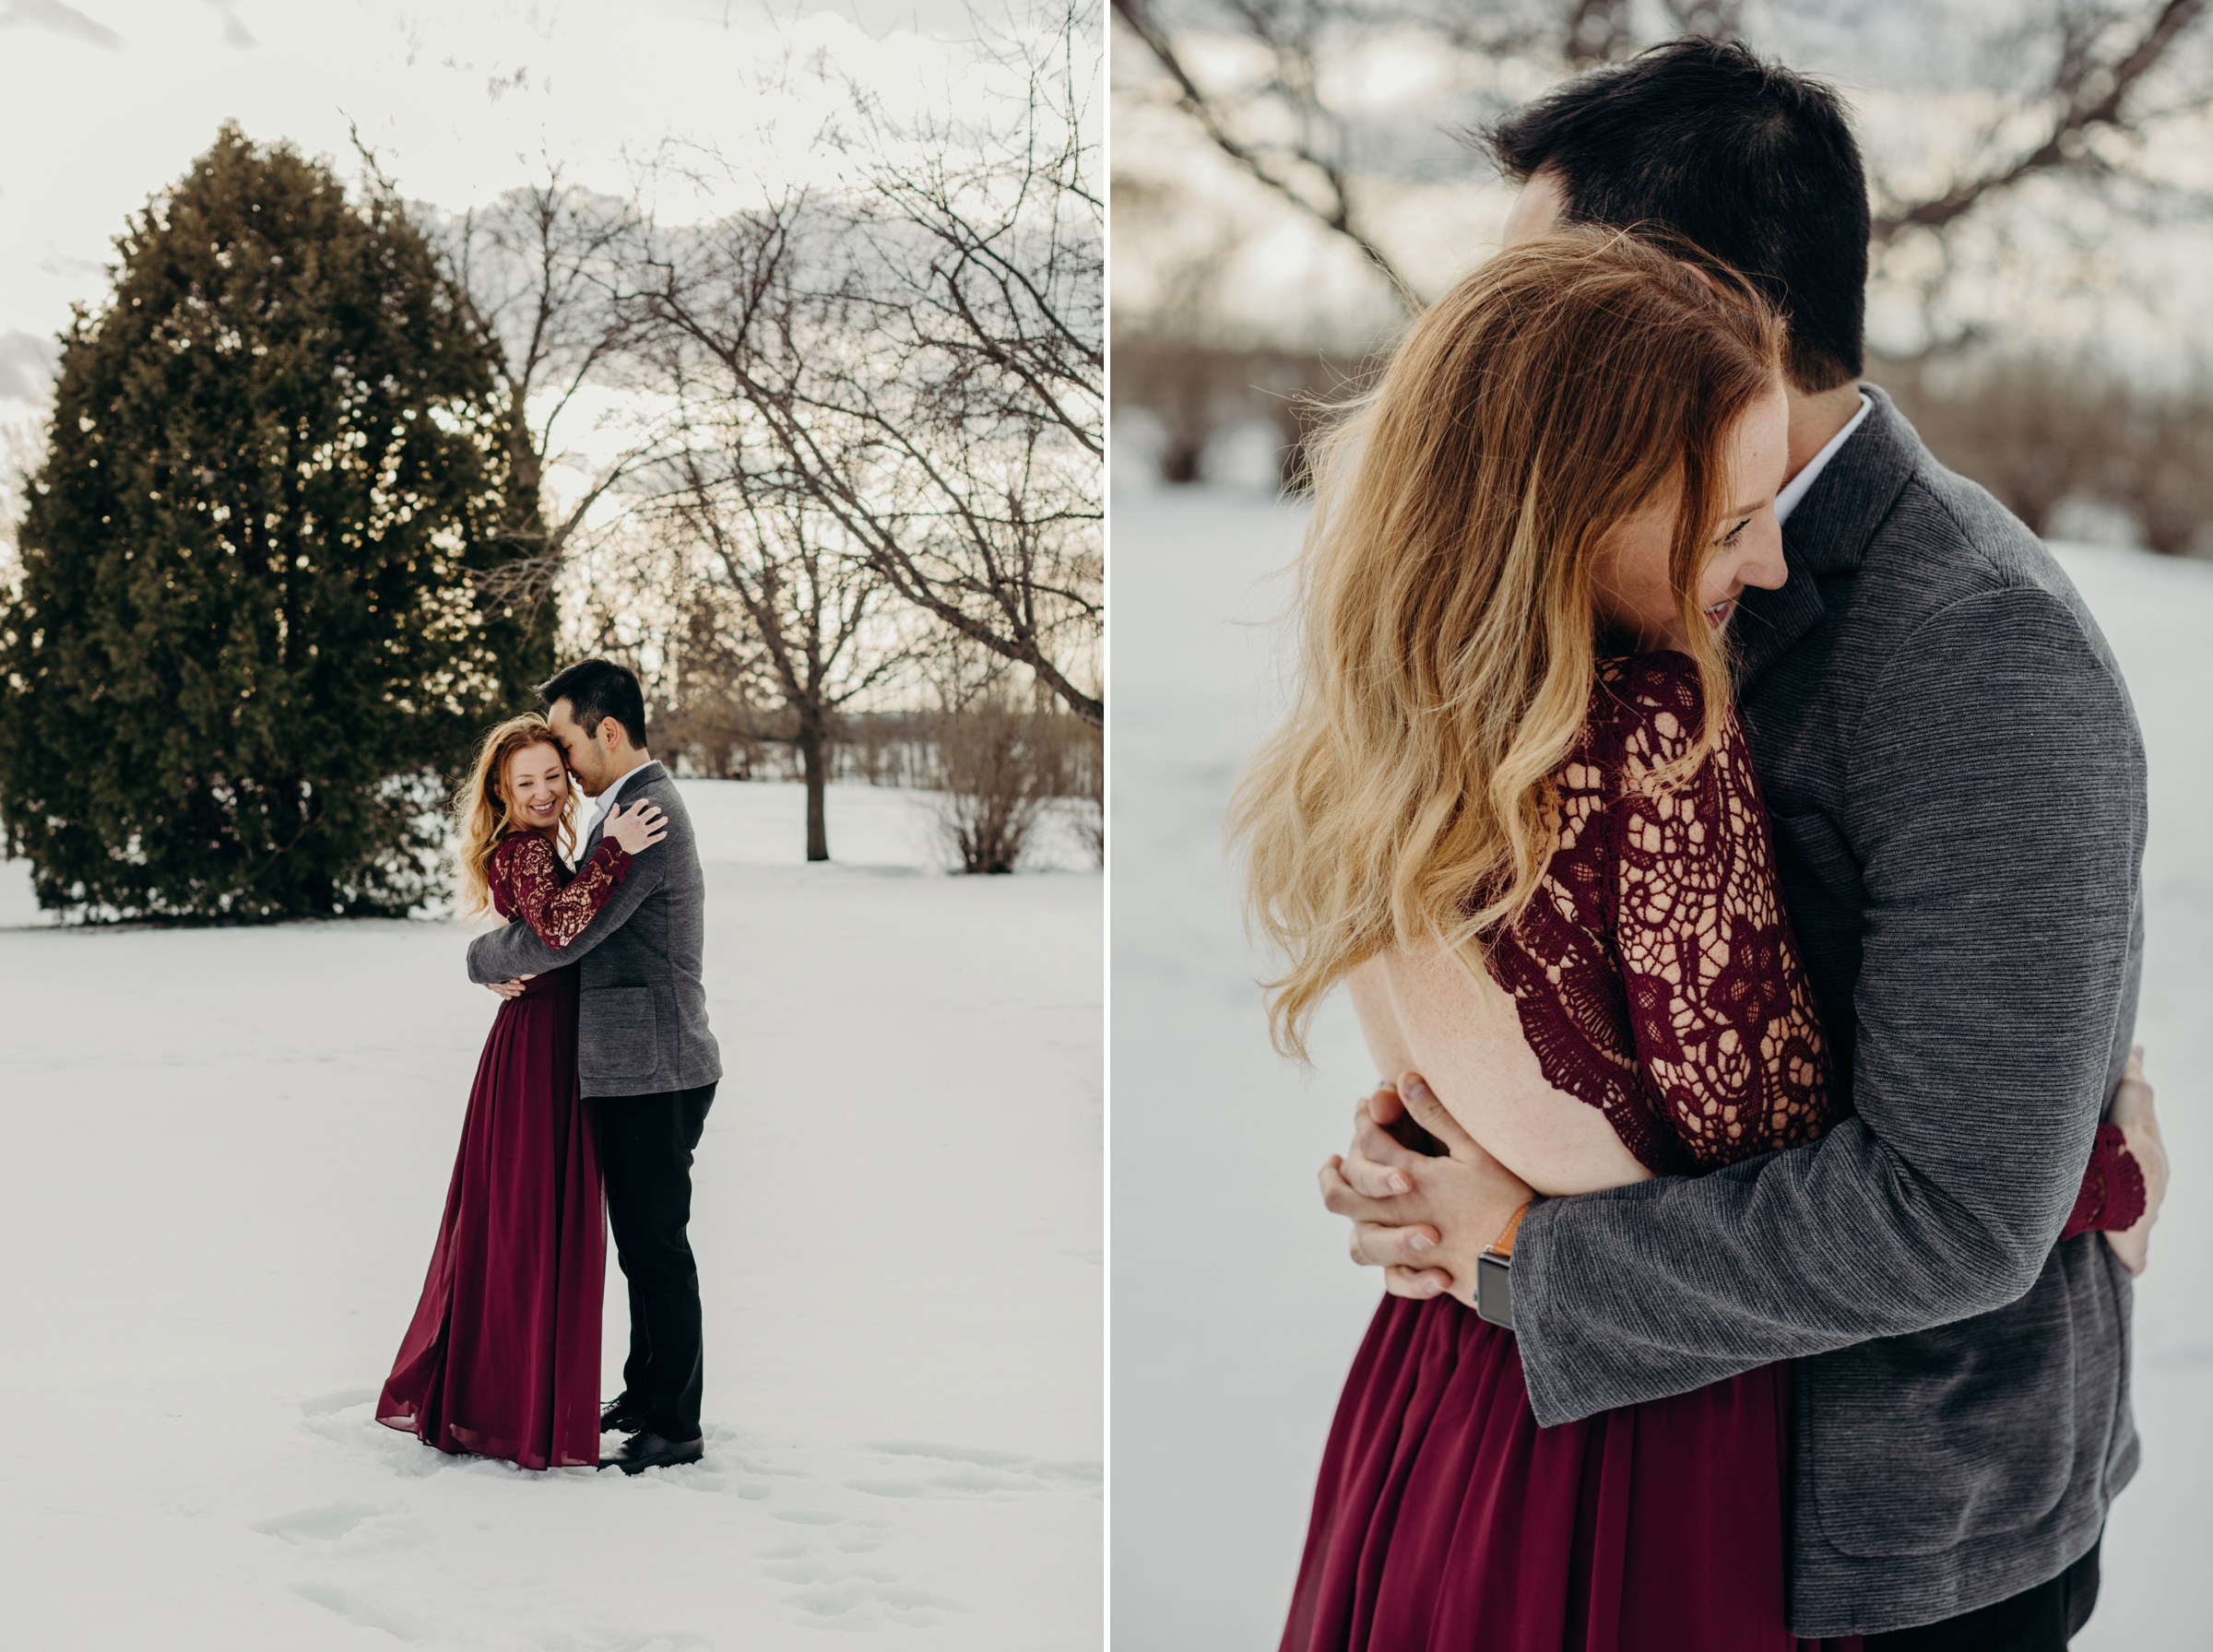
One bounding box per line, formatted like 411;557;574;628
604;799;669;856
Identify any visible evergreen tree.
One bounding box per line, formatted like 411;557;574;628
0;126;552;919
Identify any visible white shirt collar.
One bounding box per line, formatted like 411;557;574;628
1774;392;1872;525
586;758;654;833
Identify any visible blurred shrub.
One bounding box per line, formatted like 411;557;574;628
1876;353;2213;557
929;700;1054;874
923;698;1097;874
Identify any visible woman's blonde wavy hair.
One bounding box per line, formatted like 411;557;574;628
454;714;576;920
1229;230;1786;1058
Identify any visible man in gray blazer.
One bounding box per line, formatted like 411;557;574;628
1320;41;2165;1646
472;657;723;1474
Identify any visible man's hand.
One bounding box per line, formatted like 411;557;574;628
485;975;533;1000
2104;1046;2168;1277
1318;1073;1536;1312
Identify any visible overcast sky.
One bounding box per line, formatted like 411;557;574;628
0;0;1065;407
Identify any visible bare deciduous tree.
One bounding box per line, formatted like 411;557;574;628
832;6;1103;724
659;592;775;782
621;7;1103;731
653;437;916;861
1114;0;2213;331
437;169;665;620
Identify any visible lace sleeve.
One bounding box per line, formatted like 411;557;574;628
1484;715;1676;1173
1605;660;1842;1169
488;833;633;950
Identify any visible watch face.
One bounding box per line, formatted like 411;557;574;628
1476;1252;1514;1331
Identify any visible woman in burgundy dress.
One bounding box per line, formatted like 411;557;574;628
378;714;667;1470
1231;234;2151;1649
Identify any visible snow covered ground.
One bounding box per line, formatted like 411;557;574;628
1109;489;2213;1649
0;781;1101;1648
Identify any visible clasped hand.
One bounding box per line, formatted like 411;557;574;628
1325;1056;2169;1299
1319;1074;1535;1312
2104;1047;2166;1277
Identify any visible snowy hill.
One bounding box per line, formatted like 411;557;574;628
1109;490;2212;1650
0;780;1101;1647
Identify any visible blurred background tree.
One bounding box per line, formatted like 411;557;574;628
0;125;548;919
1110;0;2213;552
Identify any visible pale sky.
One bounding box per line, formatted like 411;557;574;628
0;0;1074;406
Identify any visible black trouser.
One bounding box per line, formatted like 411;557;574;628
1863;1541;2100;1651
598;1080;716;1441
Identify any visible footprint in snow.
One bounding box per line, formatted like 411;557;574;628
536;1630;715;1652
299;1387;381;1417
780;1570;968;1631
292;1579;428;1642
845;1441;1103;1499
254;1501;383;1543
253;1500;434;1555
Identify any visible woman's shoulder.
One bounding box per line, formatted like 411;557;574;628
1584;651;1709;771
489;830;559;876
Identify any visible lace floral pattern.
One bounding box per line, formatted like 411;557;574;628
1485;655;1843;1173
488;832;632;950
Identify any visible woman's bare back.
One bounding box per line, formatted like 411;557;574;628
1350;948;1651;1195
1353;655;1843;1192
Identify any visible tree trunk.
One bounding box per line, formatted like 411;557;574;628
798;713;829;862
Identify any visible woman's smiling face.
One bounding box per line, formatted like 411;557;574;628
503;741;571;832
1590;380;1792;654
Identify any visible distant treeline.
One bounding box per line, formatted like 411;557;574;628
1114;336;2213;559
657;700;1104;874
657;702;1099;796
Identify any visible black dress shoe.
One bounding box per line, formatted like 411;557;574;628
599;1395;645;1434
601;1431;704;1475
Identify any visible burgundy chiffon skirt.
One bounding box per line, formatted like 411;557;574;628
378;966;606;1469
1283;1294;1862;1652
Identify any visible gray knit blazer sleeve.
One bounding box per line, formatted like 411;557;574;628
1511;584;2147;1427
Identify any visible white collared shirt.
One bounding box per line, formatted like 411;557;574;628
586;758;654;843
1774;393;1872;525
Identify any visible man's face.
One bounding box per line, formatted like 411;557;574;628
1500;167;1568;248
546;699;612;796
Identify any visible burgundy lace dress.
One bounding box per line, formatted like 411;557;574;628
378;830;633;1469
1281;654;2144;1652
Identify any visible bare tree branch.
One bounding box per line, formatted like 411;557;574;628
1112;0;1414;296
1116;0;2213;364
646;431;916;859
434;166;670;622
616;6;1104;728
1873;0;2212;244
621;185;1101;727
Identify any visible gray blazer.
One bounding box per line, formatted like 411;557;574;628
1513;388;2147;1637
467;761;723;1098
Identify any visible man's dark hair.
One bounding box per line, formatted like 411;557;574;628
538;657;648;749
1487;38;1869;393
